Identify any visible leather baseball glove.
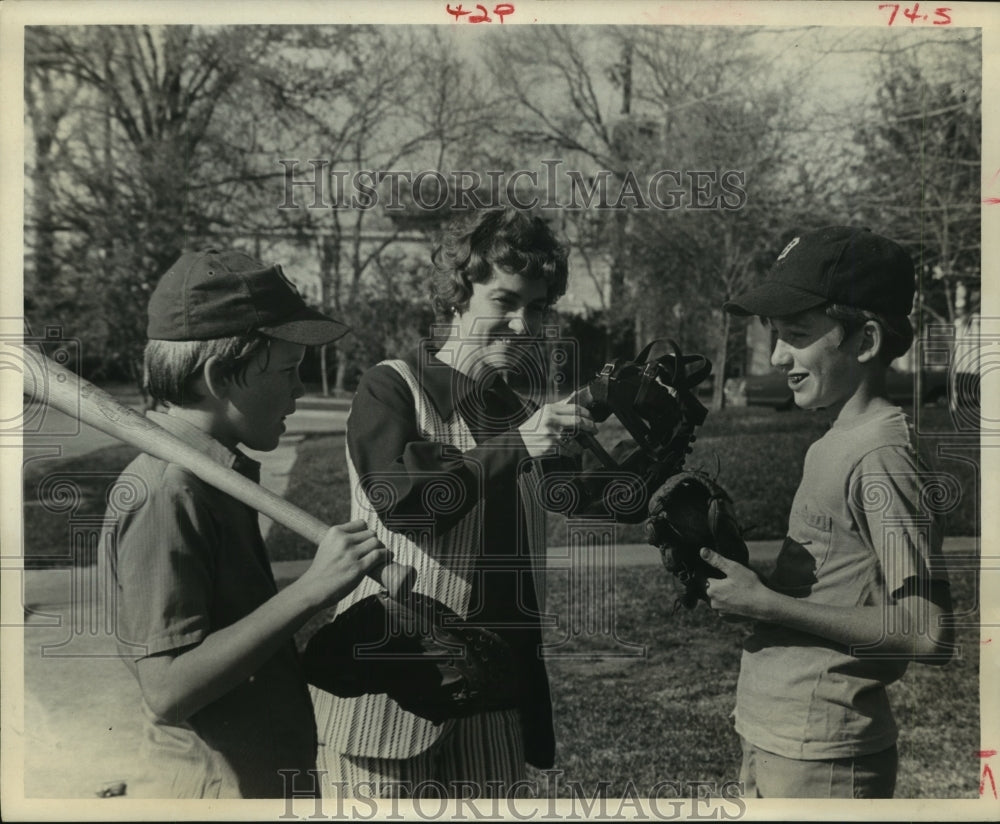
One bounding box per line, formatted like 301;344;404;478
565;339;712;523
302;592;520;724
645;470;750;608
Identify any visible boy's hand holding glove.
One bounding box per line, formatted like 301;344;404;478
645;470;751;609
562;338;751;608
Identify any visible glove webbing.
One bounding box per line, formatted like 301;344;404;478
586;339;710;466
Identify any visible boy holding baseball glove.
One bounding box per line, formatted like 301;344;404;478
106;250;388;798
703;226;954;797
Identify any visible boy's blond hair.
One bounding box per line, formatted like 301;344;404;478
143;333;272;406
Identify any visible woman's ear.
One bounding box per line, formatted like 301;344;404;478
200;356;232;401
856;320;884;364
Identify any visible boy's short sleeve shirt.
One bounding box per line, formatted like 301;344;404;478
108;412;317;798
734;405;949;760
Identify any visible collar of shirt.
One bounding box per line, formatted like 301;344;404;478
146;409;262;484
407;340;528;425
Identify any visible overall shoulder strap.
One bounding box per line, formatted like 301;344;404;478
379;359;432;428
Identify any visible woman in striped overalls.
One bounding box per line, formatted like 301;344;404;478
311;206;597;798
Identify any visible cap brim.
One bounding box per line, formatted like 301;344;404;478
259;307;351;345
724;282;827;318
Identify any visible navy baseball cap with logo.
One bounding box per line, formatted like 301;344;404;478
147;249;350;345
724;226;915;319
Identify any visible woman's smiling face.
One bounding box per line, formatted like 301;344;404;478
451;268;549;377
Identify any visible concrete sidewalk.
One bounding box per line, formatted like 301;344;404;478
20;537;978;614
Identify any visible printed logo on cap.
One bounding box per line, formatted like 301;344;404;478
777;237;800;262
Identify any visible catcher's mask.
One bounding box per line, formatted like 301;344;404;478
571;339;712;518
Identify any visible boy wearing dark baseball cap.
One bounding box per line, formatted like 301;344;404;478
700;227;953;797
107;250;388;798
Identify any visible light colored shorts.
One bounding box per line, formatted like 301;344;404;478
739;737;898;798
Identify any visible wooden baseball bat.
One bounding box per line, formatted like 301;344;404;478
19;345;416;600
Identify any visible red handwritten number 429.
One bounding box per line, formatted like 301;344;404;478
447;3;515;23
879;3;951;25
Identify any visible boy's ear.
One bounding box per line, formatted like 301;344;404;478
855;320;884;364
200;356;232;400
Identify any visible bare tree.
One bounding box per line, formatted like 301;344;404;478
24;26;283;380
576;28;800;405
850;37;981;326
249;26;504;391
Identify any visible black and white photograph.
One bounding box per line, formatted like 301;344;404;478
1;0;997;820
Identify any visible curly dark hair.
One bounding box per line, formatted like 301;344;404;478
429;207;569;319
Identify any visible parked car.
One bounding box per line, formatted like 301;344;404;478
742;367;949;410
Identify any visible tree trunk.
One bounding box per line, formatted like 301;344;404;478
948;282;969;417
913;289;925;414
317;232;340;397
320;343;329;397
334;345;349;394
26;73;60;291
606;46;634;363
711;309;730;411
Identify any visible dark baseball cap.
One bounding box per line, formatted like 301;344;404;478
147;249;350;344
724;226;915;318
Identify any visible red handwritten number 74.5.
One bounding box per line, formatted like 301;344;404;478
879;4;952;25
